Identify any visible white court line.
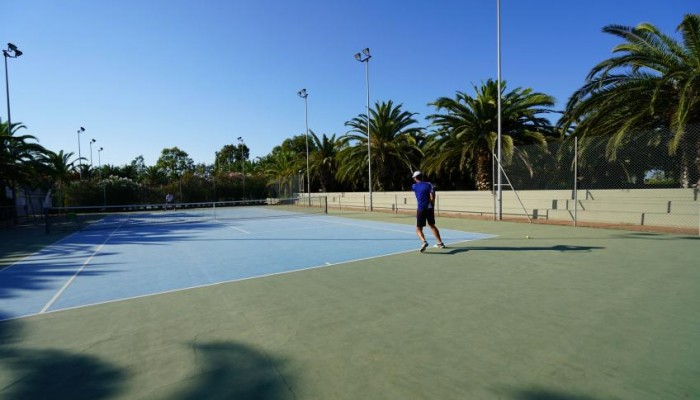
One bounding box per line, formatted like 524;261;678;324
39;222;125;313
2;233;497;322
16;238;475;320
315;217;418;235
0;227;88;272
249;224;330;235
216;220;250;234
317;216;497;239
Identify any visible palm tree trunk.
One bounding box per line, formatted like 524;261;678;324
376;158;391;192
475;146;492;191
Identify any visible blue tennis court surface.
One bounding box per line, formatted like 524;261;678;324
1;213;493;320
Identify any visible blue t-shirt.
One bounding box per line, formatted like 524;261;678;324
412;181;434;210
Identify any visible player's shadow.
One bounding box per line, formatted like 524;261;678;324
435;244;604;255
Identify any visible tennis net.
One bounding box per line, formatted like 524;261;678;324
45;196;328;233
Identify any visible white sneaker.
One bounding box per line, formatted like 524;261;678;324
419;242;428;252
434;243;446;249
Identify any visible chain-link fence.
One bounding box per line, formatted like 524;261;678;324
502;124;699;191
498;124;700;233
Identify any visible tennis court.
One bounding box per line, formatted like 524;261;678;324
1;207;699;399
2;204;490;320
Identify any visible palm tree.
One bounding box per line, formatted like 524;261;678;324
308;130;342;192
0;120;49;216
42;150;78;207
260;150;298;197
559;14;700;187
143;165;167;187
426;79;556;190
339;100;424;191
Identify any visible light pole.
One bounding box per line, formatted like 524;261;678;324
237;136;246;199
354;48;372;211
98;147;105;205
296;88;310;200
77;127;85;179
3;43;22;222
90;138;96;167
298;169;303;195
496;0;503;220
3;43;22;138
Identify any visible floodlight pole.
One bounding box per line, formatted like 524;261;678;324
77;127;85;179
355;48;372;211
90;138;96;167
98;147;105;206
496;0;503;220
297;89;311;200
3;43;22;223
237;136;246;198
3;43;22;142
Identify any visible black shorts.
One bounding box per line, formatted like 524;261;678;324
416;208;435;227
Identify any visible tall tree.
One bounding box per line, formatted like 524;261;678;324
0;120;49;212
560;14;700;187
155;147;195;181
130;155;148;182
339;100;424;191
41;149;78;207
308;130;342;192
215;143;250;174
259;150;298;197
426;80;556;190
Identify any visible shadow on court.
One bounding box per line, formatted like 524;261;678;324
430;244;605;255
0;313;295;400
0;312;126;399
0;262;122;303
0;221;217;305
174;341;295;400
507;388;603;400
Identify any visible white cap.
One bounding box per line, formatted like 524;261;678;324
412;171;422;178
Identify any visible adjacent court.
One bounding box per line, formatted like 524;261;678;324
1;208;699;400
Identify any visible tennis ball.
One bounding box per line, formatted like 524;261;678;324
525;235;531;239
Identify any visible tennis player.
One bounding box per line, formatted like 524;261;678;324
411;171;445;252
165;193;174;210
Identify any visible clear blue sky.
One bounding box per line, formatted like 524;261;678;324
4;0;697;167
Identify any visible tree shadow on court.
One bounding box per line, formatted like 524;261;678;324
173;341;296;400
623;231;700;240
0;312;127;400
506;387;605;400
0;261;122;303
432;244;605;255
